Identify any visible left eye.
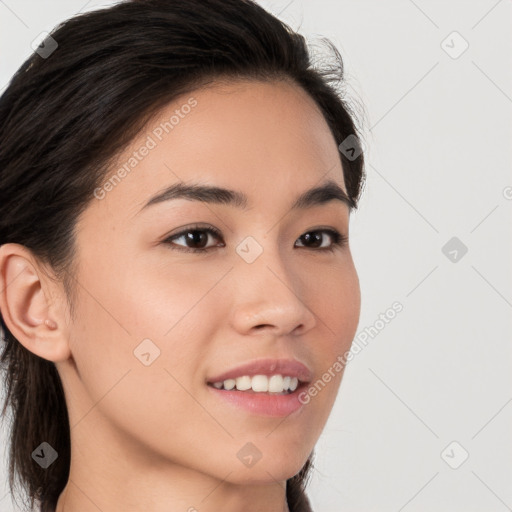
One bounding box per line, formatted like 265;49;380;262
162;225;347;253
295;229;347;251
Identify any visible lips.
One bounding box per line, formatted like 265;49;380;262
206;358;313;384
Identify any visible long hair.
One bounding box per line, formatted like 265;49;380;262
0;1;366;511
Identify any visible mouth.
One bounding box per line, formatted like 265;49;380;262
205;358;313;416
206;377;310;417
206;375;307;395
207;384;296;395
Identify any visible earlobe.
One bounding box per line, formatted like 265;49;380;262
0;243;71;362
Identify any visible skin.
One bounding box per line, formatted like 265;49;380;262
0;78;360;512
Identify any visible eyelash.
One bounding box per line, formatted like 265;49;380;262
162;224;348;254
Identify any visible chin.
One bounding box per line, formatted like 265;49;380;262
222;449;310;485
225;465;304;486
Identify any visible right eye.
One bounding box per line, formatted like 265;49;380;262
162;225;225;253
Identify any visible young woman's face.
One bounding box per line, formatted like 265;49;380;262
61;79;360;484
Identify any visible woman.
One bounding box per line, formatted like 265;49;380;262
0;0;366;510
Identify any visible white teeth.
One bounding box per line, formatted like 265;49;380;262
251;375;268;392
268;375;283;393
235;376;252;391
223;379;236;390
211;374;301;393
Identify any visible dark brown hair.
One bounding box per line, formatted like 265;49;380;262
0;1;366;511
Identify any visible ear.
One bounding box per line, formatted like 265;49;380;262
0;243;72;362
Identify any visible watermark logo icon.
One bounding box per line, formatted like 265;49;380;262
31;32;58;59
442;236;468;263
32;442;58;469
338;134;363;161
133;338;161;366
441;441;469;469
236;236;263;264
441;31;469;59
237;442;262;468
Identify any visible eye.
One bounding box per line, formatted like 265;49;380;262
161;225;348;253
295;228;348;252
162;224;224;253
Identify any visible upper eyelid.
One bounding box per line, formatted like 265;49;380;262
167;226;222;240
164;226;223;247
167;225;342;237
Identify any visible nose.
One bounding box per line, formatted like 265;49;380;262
227;243;317;337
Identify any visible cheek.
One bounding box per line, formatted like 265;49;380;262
118;252;229;334
292;261;360;433
65;260;204;412
66;281;216;466
314;259;361;351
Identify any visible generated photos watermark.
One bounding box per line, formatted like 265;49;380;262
93;97;198;200
298;301;403;404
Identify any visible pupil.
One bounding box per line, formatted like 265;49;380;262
304;232;321;247
188;231;207;248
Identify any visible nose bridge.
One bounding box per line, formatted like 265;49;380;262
229;234;316;335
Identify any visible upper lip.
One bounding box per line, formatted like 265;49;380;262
207;358;313;384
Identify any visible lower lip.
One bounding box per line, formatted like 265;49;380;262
207;383;308;417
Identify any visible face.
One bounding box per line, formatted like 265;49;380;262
58;79;361;483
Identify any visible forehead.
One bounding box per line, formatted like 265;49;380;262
85;79;346;223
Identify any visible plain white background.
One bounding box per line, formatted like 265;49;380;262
0;1;511;511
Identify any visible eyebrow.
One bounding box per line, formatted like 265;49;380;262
138;178;355;214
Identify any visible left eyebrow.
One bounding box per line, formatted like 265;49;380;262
137;178;355;214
